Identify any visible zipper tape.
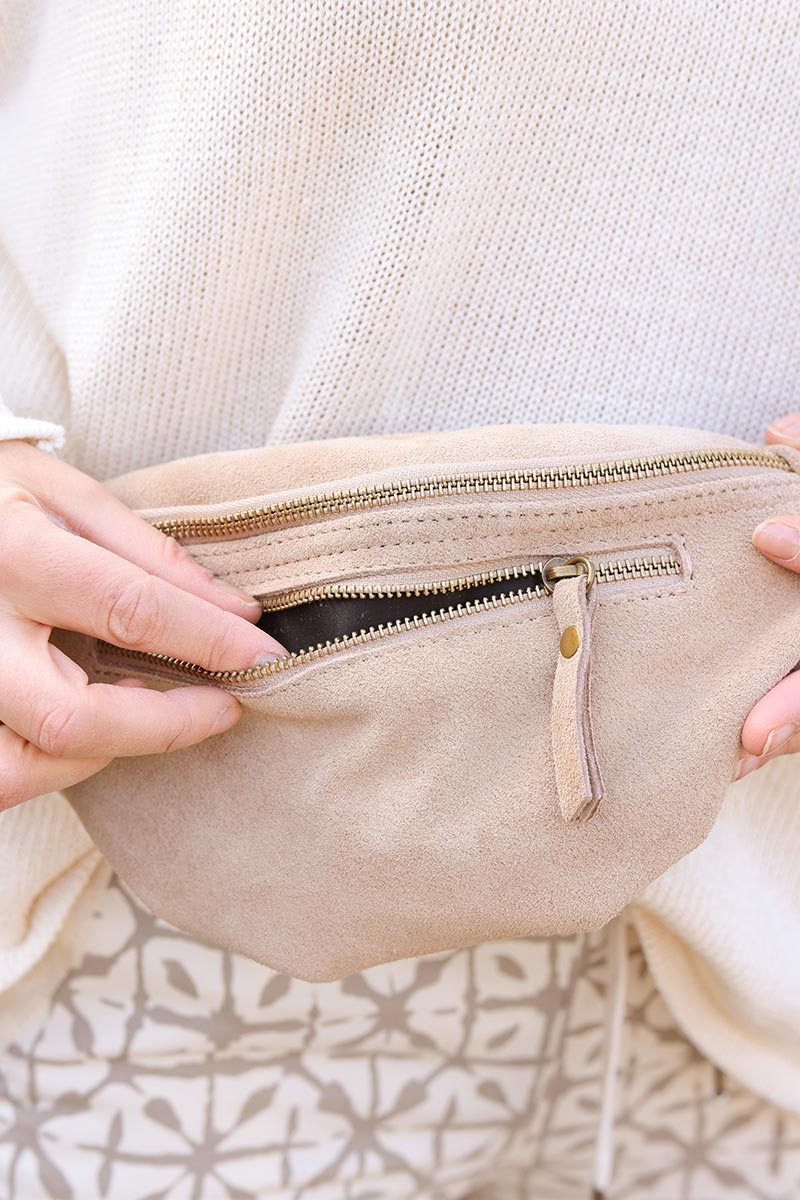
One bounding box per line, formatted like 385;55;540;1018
151;448;791;542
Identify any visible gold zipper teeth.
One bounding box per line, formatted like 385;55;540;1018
151;448;790;542
101;587;549;684
97;553;681;683
260;553;681;611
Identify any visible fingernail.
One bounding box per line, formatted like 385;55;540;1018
762;722;797;756
211;698;241;734
212;576;263;611
250;643;288;667
753;521;800;562
768;413;800;437
731;753;762;782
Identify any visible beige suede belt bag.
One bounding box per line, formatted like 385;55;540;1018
59;422;800;981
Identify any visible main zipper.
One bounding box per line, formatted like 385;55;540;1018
151;448;790;541
96;550;682;683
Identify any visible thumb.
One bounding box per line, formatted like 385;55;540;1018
765;412;800;449
751;415;800;568
752;514;800;569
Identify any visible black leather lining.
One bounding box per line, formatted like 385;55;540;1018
257;571;542;654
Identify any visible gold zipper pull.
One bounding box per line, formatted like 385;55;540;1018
543;556;604;822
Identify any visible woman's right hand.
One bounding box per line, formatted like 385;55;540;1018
0;439;287;810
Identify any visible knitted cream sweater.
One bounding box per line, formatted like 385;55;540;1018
2;2;800;1111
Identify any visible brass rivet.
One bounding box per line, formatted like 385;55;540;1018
560;625;580;658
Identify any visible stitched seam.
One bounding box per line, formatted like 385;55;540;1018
217;535;689;584
192;484;799;575
190;475;800;563
219;538;685;583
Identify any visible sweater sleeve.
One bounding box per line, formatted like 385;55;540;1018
0;245;68;453
0;392;65;452
0;794;104;995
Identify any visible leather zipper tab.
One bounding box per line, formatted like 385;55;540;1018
546;559;604;822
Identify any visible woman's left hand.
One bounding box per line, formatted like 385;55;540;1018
734;412;800;781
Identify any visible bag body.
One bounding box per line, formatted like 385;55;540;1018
59;423;800;980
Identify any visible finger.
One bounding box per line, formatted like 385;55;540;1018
753;416;800;564
0;442;263;623
765;412;800;447
0;724;111;811
63;485;267;624
732;729;800;783
738;415;800;781
0;629;244;759
1;500;286;669
752;514;800;569
733;669;800;782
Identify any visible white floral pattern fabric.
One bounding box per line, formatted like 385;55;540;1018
1;877;799;1200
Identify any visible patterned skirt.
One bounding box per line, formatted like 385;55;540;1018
1;875;798;1200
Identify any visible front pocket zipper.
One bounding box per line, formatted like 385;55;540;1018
95;547;683;682
255;549;680;656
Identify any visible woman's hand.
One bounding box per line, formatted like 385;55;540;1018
0;440;286;809
734;413;800;780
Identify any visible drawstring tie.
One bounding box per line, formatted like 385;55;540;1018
591;911;629;1200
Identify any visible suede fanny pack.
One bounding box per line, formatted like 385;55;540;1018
58;422;800;981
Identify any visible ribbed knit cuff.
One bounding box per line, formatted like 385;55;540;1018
0;792;102;994
0;405;65;453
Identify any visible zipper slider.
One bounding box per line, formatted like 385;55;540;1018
542;556;604;822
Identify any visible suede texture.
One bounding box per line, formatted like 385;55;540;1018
60;423;800;981
551;575;603;822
